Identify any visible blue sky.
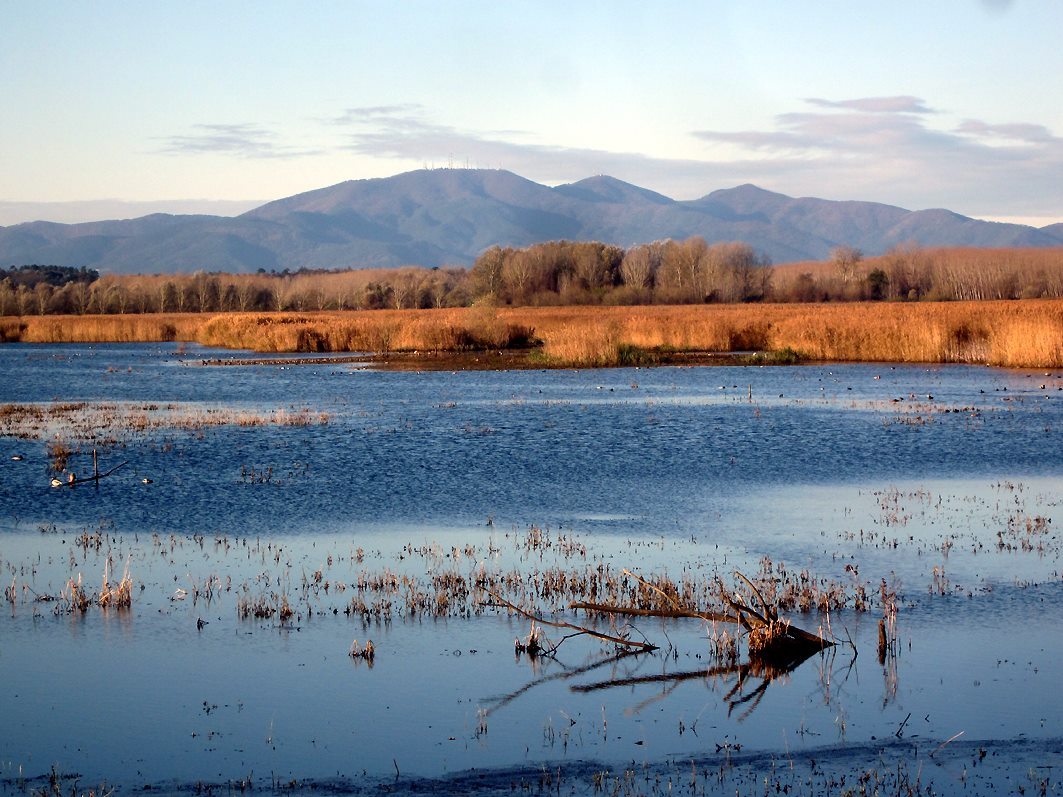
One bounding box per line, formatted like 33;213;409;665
2;1;1062;225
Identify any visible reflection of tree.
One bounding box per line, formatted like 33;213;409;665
480;649;648;717
482;647;825;724
572;649;820;722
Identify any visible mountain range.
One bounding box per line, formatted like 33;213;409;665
2;169;1061;274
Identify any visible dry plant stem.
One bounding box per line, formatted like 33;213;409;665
485;590;658;653
896;712;912;738
930;730;966;758
622;568;684;610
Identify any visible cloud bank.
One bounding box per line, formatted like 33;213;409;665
150;97;1063;220
327;98;1063;217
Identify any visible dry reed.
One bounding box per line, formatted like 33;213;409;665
99;556;133;609
3;301;1061;367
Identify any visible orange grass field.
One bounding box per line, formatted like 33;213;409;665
2;301;1062;368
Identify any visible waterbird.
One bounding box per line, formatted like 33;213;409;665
11;454;23;461
141;478;153;484
67;472;76;484
50;477;62;487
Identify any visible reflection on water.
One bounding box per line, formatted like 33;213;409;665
0;343;1061;794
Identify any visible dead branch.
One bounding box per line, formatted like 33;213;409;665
71;460;128;484
571;570;834;660
485;590;658;653
734;570;778;622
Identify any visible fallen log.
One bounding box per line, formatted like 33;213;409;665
571;570;834;665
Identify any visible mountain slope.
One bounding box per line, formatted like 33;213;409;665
0;169;1058;273
1040;223;1063;244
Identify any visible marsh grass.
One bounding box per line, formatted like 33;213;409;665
746;620;791;658
98;557;133;609
5;300;1061;366
47;438;73;471
65;574;91;613
0;401;330;444
59;558;133;613
7;314;197;344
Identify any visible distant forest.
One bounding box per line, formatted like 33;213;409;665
2;239;1062;316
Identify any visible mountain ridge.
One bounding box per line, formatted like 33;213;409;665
1;168;1061;274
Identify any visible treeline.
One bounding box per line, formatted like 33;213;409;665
469;239;772;305
3;241;1063;316
0;267;469;316
0;265;98;287
774;245;1063;302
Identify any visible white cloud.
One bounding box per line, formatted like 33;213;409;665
804;96;934;114
159;123;322;159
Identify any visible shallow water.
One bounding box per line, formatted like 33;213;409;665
1;343;1061;795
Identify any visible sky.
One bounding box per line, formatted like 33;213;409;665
3;1;1062;227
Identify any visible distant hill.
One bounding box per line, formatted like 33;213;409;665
1;169;1060;274
1041;222;1063;244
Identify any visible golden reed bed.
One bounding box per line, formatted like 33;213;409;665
2;301;1062;368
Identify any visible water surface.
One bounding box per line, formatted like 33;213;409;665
1;343;1061;795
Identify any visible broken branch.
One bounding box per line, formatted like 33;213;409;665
485;590;658;653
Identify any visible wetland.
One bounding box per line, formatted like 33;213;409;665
1;342;1061;796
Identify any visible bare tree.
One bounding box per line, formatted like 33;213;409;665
831;245;863;284
620;245;656;289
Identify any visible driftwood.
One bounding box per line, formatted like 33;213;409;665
485;589;658;654
481;571;843;726
486;568;832;673
570;569;833;665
